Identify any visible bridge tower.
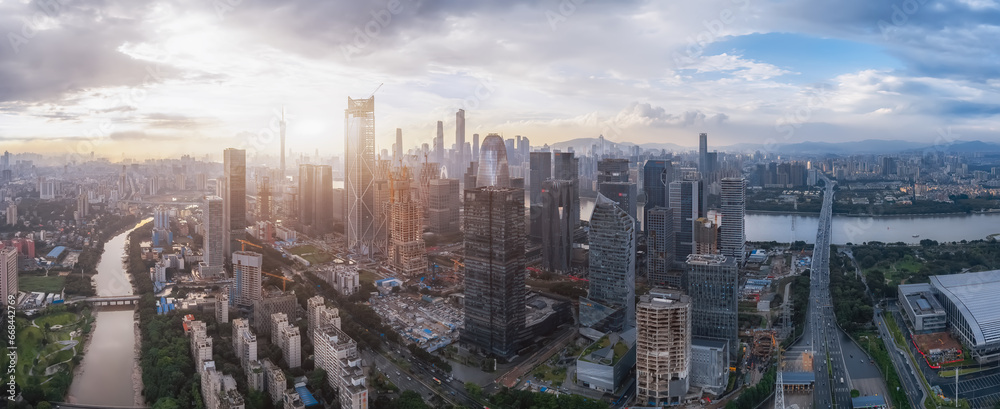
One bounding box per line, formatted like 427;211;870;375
775;349;785;409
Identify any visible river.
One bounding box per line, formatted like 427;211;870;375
67;219;150;406
578;197;1000;245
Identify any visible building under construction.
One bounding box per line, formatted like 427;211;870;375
636;289;692;407
389;167;427;277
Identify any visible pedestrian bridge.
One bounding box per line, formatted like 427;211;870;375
82;295;141;306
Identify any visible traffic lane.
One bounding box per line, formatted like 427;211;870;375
837;330;882;380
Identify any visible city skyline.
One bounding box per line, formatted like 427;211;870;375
2;1;999;159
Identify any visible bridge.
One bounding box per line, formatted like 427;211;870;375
81;295;141;306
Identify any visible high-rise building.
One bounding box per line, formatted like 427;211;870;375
389;174;427;277
223;148;247;257
427;178;460;235
693;217;718;255
298;164;333;235
307;295;341;341
685;254;738;362
314;324;368;409
216;290;229;323
272;313;301;369
669;180;702;262
434;120;445;165
257;175;271;222
598;182;637;221
720;177;746;265
456;109;466;168
475;134;510;188
588;194;636;330
553;152;580;226
394;128;403;160
1;247;17;305
231;251;262;307
280;108;286;177
232;318;258;369
540;179;574;273
472;133;480;164
642;160;672;231
6;203;16;226
636;290;692;406
529;152;552;243
462;186;526;360
200;196;225;278
698;133;708;174
345;96;377;257
597;158;630;184
646;207;676;288
152;206;172;247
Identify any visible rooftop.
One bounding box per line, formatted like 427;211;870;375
930;270;1000;345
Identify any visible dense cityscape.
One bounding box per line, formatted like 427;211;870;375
3;1;1000;409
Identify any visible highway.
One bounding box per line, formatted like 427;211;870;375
804;177;854;409
873;307;925;408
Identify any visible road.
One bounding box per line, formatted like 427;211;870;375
364;349;484;409
800;177;853;409
873;307;926;408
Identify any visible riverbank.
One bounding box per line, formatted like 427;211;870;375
133;313;144;407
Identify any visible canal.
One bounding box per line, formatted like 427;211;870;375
67;218;150;406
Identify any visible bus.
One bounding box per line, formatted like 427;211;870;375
433;377;442;385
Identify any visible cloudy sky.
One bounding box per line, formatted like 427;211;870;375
1;0;998;160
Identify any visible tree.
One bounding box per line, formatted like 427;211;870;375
36;402;52;409
152;398;181;409
393;390;431;409
307;368;326;388
464;382;482;398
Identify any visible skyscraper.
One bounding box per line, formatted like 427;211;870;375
698;133;708;173
685;254;738;362
152;206;172;247
529;152;552;242
636;290;692;406
200;196;225;278
456;109;466;168
345;96;376;256
427;178;460;235
280;107;286;177
552;152;580;226
694;217;718;255
597;158;630;184
720;177;746;265
1;246;17;305
669;180;702;262
588;194;637;330
642;160;672;231
299;164;333;235
223;148;247;257
646;207;675;288
462;186;526;360
394;128;403;160
472;133;480;164
540;179;574;273
232;251;263;307
434;120;445;164
475;133;510;188
598;182;637;221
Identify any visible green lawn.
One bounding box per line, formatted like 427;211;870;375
939;367;984;377
35;312;77;328
289;245;333;264
16;323;43;380
19;276;66;293
531;364;565;386
289;244;319;255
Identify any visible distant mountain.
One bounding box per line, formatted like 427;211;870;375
904;140;1000;153
548;137;635;151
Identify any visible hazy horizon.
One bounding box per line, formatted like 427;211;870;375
2;0;998;160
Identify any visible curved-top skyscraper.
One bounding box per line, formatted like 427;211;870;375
475;133;510;188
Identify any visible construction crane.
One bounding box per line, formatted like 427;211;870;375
369;82;383;98
237;239;262;252
263;271;293;292
451;258;465;271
